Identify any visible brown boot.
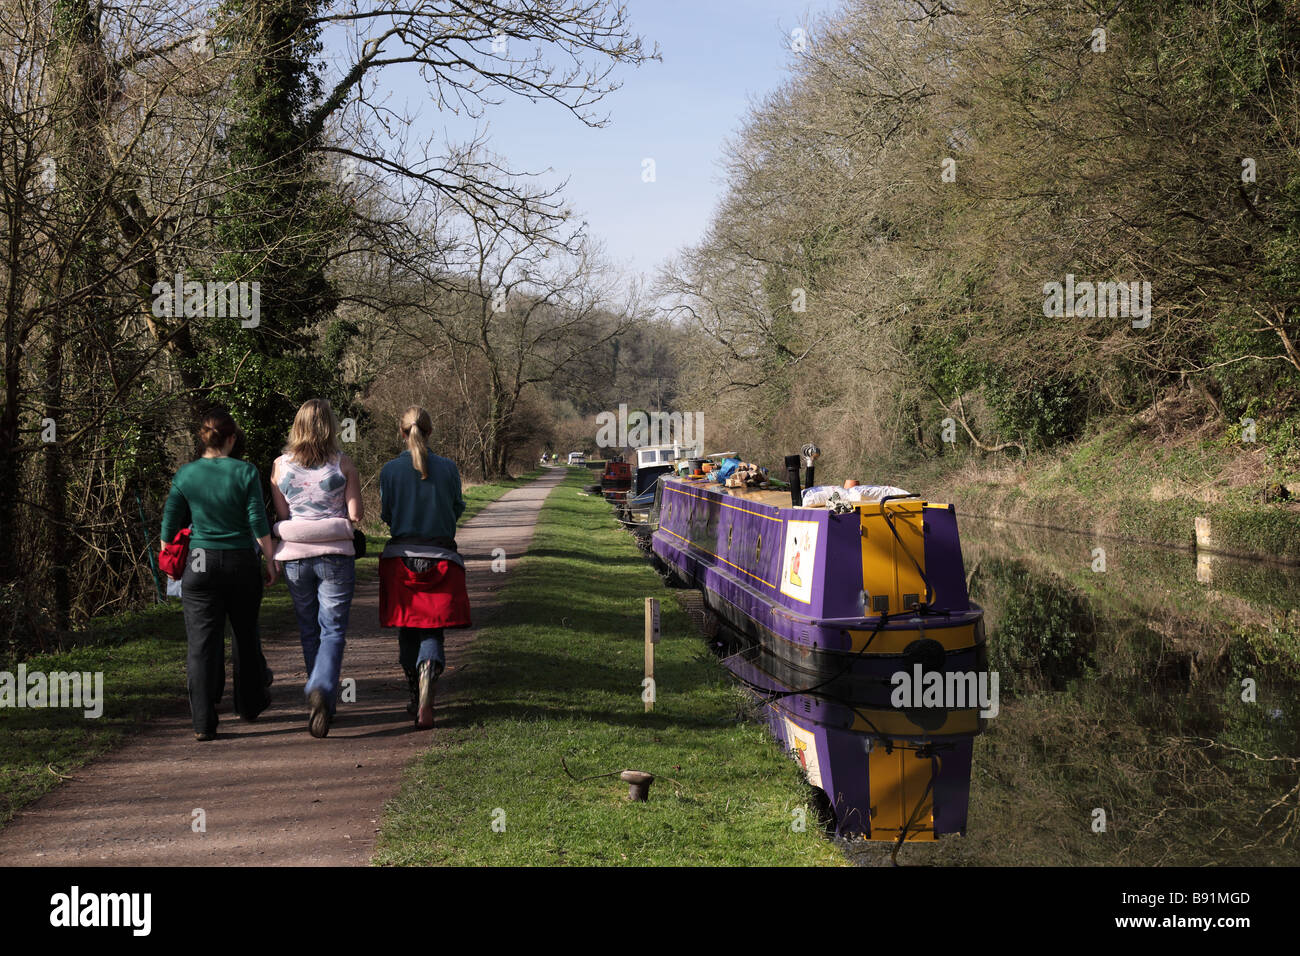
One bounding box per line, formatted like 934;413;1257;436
308;689;331;739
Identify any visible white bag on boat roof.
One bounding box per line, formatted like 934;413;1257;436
801;484;911;507
847;484;911;502
800;485;840;507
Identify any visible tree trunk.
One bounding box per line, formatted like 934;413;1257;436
42;312;69;630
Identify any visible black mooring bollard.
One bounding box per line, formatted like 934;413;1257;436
621;770;654;801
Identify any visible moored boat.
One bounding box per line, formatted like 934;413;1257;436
616;443;687;529
651;449;988;841
600;458;632;503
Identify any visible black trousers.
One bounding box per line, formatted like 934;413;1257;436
181;547;269;734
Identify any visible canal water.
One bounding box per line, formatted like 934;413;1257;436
846;515;1300;866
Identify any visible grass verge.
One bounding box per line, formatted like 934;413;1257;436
372;469;848;866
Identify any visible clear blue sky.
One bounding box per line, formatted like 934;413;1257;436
329;1;839;284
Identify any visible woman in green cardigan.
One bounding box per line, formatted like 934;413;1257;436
160;408;278;741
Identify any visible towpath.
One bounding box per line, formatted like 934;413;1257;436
0;468;565;865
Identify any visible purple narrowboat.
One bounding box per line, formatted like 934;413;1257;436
651;456;987;842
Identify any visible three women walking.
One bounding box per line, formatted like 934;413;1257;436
159;401;471;741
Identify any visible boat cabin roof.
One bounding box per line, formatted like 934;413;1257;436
634;444;698;467
669;477;928;512
708;486;793;508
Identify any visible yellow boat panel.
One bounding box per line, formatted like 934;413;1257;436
845;619;979;654
868;745;937;842
859;500;927;615
851;707;982;737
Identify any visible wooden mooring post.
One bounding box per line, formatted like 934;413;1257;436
644;597;660;712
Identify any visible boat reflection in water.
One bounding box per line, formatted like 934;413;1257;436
720;636;984;842
651;447;988;844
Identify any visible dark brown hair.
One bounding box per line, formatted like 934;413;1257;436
198;408;238;451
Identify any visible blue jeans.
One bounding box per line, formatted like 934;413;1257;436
398;627;445;676
283;555;356;714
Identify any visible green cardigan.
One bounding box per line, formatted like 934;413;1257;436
161;456;269;550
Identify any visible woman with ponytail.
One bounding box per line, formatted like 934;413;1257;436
378;406;471;727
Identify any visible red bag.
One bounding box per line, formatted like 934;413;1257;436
159;527;191;579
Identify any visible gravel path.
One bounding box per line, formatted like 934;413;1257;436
0;468;565;865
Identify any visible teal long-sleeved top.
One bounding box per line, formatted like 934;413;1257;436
380;450;465;542
160;456;270;549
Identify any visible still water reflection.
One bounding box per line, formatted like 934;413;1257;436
847;515;1300;866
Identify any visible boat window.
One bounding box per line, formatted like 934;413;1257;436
727;524;733;551
755;533;762;563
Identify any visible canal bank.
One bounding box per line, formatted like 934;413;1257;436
891;419;1300;565
923;478;1300;565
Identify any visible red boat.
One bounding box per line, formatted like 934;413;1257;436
600;459;632;503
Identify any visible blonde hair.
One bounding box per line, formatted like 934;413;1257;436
401;406;433;479
285;399;341;469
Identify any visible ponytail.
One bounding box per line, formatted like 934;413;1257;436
400;406;433;479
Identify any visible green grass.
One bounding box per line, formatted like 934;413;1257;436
372;470;848;866
0;634;184;828
0;472;543;831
